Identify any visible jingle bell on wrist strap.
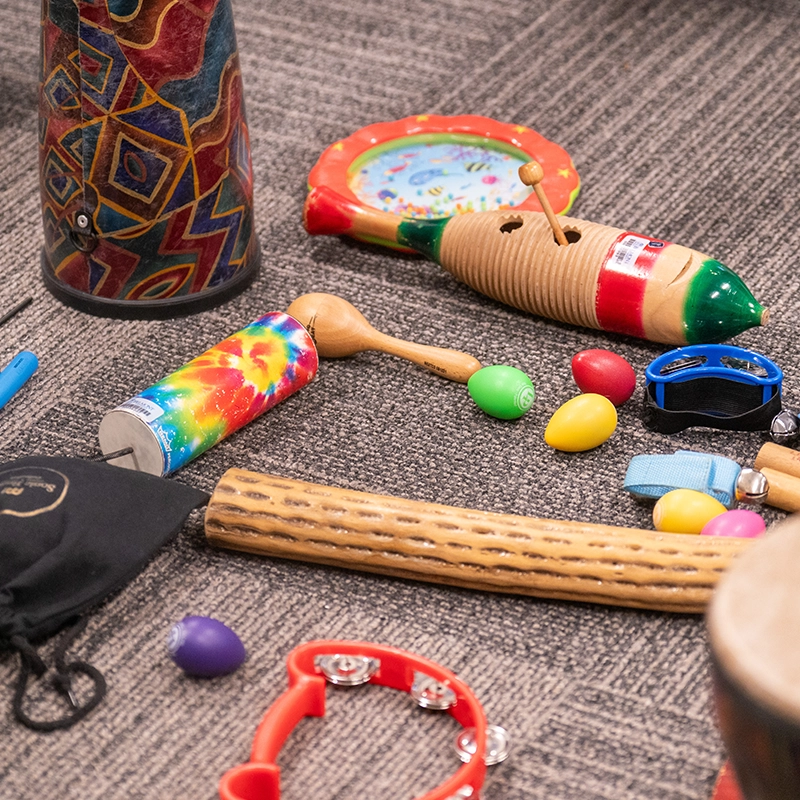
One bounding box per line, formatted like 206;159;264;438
643;344;782;434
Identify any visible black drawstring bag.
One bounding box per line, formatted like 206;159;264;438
0;456;208;731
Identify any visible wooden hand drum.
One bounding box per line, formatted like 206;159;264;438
707;514;800;799
38;0;259;317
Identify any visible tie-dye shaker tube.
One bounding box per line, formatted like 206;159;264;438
99;312;318;476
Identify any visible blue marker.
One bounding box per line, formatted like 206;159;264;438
0;351;38;410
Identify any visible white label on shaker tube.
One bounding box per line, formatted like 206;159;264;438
116;397;165;423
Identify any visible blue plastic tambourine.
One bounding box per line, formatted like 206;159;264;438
643;344;782;433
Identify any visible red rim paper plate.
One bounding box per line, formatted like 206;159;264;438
307;114;580;249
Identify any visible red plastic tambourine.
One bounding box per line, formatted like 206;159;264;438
218;640;491;800
307;114;580;249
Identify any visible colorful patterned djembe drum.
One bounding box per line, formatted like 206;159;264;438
38;0;260;317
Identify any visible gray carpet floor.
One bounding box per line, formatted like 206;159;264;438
2;0;800;797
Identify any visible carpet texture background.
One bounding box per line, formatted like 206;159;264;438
1;0;799;797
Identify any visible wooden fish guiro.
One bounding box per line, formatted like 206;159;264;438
304;162;768;345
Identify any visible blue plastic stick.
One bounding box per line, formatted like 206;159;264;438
0;351;38;410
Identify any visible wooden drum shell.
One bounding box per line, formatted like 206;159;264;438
707;514;800;799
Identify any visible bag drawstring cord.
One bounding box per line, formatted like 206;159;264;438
9;617;107;731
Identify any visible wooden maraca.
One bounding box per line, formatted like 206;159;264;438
286;292;482;383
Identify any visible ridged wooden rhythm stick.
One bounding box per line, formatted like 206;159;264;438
205;469;753;614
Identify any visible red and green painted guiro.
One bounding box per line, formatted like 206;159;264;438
304;185;766;346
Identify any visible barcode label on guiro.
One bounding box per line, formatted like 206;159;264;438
609;235;649;269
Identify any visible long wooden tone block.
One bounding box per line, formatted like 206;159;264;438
760;467;800;513
756;442;800;481
205;469;753;614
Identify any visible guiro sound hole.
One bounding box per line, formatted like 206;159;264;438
557;229;582;245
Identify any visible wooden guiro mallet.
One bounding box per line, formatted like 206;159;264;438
518;162;569;246
286;292;482;383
